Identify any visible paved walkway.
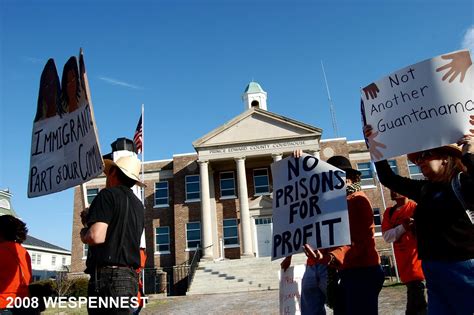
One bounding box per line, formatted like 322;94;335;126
142;284;407;314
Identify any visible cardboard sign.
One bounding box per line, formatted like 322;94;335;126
271;154;350;260
279;265;305;315
28;50;103;198
361;50;473;161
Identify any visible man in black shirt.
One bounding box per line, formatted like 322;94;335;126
80;155;145;315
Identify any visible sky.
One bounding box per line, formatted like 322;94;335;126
0;0;473;250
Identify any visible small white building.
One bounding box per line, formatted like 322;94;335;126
23;235;71;281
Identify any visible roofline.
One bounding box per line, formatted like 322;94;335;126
23;244;71;255
320;137;347;142
173;152;197;157
143;158;173;164
347;139;366;144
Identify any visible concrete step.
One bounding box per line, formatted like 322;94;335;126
188;254;308;295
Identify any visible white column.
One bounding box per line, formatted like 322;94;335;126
272;153;282;162
198;160;213;259
235;157;253;256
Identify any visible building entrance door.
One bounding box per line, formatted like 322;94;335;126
255;217;273;257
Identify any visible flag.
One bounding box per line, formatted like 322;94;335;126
134;114;143;154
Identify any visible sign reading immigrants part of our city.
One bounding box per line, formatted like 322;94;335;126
361;49;473;161
271;154;350;260
28;49;103;198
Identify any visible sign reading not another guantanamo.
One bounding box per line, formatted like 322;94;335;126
271;154;350;260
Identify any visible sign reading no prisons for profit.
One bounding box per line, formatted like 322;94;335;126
271;154;350;260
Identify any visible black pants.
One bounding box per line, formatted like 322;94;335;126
88;267;139;315
406;280;427;315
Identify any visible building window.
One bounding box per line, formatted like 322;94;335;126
408;161;424;180
155;226;170;253
83;244;88;258
52;256;56;266
223;219;239;247
62;257;66;265
388;160;399;175
186;222;201;250
36;254;41;265
255;217;272;225
253;168;270;195
373;208;382;236
185;175;200;201
154;181;169;207
87;188;99;204
220;172;236;198
31;253;36;265
357;162;374;187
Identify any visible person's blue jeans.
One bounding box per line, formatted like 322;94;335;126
301;264;327;315
422;259;474;315
338;265;384;315
87;267;139;315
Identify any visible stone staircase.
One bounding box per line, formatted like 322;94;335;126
187;254;307;295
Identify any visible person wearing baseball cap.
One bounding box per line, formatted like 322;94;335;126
80;155;145;315
365;124;474;315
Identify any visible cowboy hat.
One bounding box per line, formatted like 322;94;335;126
104;156;146;187
407;144;462;165
326;155;362;176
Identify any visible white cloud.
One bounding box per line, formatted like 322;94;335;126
98;76;144;90
22;56;43;64
461;25;474;52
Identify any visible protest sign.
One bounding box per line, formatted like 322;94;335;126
28;50;103;198
279;264;305;315
271;154;350;260
361;49;473;161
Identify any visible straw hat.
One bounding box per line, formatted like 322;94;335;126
104;156;145;187
407;144;462;165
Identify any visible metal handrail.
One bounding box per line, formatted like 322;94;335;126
187;245;202;290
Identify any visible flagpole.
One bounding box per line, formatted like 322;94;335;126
141;103;145;205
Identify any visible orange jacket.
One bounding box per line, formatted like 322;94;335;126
135;249;147;307
328;191;380;270
0;242;32;308
382;201;424;283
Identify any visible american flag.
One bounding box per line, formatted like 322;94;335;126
133;114;143;154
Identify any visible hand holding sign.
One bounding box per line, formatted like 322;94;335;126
363;125;387;160
436;51;472;83
456;115;474;155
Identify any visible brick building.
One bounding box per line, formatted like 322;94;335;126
69;82;422;288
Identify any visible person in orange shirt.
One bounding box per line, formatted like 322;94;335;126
303;155;384;315
0;215;33;312
382;191;427;315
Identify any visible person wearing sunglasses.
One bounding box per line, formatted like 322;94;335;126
364;125;474;315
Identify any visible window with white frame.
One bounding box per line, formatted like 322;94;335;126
357;162;374;187
407;161;424;180
220;172;236;198
62;257;66;265
31;253;36;265
87;188;99;204
83;244;88;258
36;254;41;265
52;256;56;266
154;181;169;207
388;160;399;175
373;208;382;235
186;222;201;249
253;168;270;195
223;219;239;246
185;175;200;201
155;226;170;253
